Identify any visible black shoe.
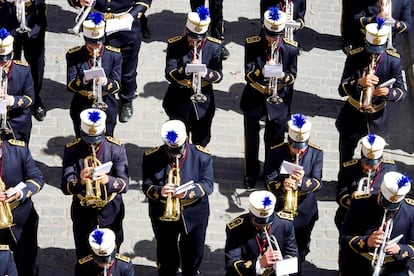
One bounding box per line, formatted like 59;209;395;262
244;176;256;189
342;43;353;55
221;46;230;60
119;102;133;123
141;27;151;39
33;104;46;121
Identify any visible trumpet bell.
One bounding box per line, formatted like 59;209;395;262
16;26;31;34
266;95;284;105
93;102;108;111
190;93;207;104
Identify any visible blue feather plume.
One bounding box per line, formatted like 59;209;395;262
88;110;101;124
262;196;273;208
292;113;306;129
88;12;104;25
91;228;104;245
397;173;411;188
367;133;376;145
166;130;178;144
268;6;281;21
0;28;10;40
196;6;210;21
376;17;386;30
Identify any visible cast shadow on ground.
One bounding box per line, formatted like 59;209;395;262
41;78;72;111
296;27;343;52
46;4;77;34
130;238;226;275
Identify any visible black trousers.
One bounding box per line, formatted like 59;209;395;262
14;31;46;105
151;219;208;276
190;0;224;40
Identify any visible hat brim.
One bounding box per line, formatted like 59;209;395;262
380;194;401;211
81;131;105;144
165;143;186;155
186;28;207;39
263;27;283;38
0;53;12;62
250;213;274;227
365;42;386;54
361;156;381;167
288;137;308;150
84;36;105;44
93;250;116;264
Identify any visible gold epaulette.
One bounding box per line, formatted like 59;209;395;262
349;47;364;55
276;211;294;221
0;244;10;250
386;49;400;58
145;146;160;156
106;136;122;145
168;35;182;44
67;46;82;54
8;139;25;147
308;143;321;150
66;138;81;148
105;45;121;53
246;35;261;44
196;145;211;155
78;254;93;264
226;217;244;230
207;36;221;44
405;198;414;206
13;60;28;66
270;142;285;150
343;159;358;167
283;38;298;47
381;158;395;164
115;253;130;262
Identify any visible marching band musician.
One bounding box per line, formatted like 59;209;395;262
0;132;45;275
241;7;298;189
189;0;230;60
0;28;34;143
142;119;214;276
335;133;397;232
0;244;17;276
61;108;129;263
75;228;135;276
335;19;406;166
264;113;322;271
0;0;47;121
66;12;122;138
347;0;412;51
340;171;414;275
260;0;306;30
225;190;298;276
67;0;152;123
163;6;223;147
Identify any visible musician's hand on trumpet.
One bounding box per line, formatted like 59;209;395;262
358;72;379;89
80;0;94;7
0;188;21;203
368;228;386;248
161;183;186;199
259;247;279;268
80;167;93;185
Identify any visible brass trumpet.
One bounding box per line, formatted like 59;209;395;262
0;177;15;230
92;48;108;111
371;209;402;276
16;0;31;34
68;5;93;35
283;153;299;215
160;156;181;222
355;170;372;199
380;0;395;50
262;229;284;276
284;0;301;41
190;42;207;104
80;145;108;209
359;55;377;113
0;67;10;134
266;40;284;105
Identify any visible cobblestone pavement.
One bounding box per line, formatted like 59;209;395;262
27;0;414;275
